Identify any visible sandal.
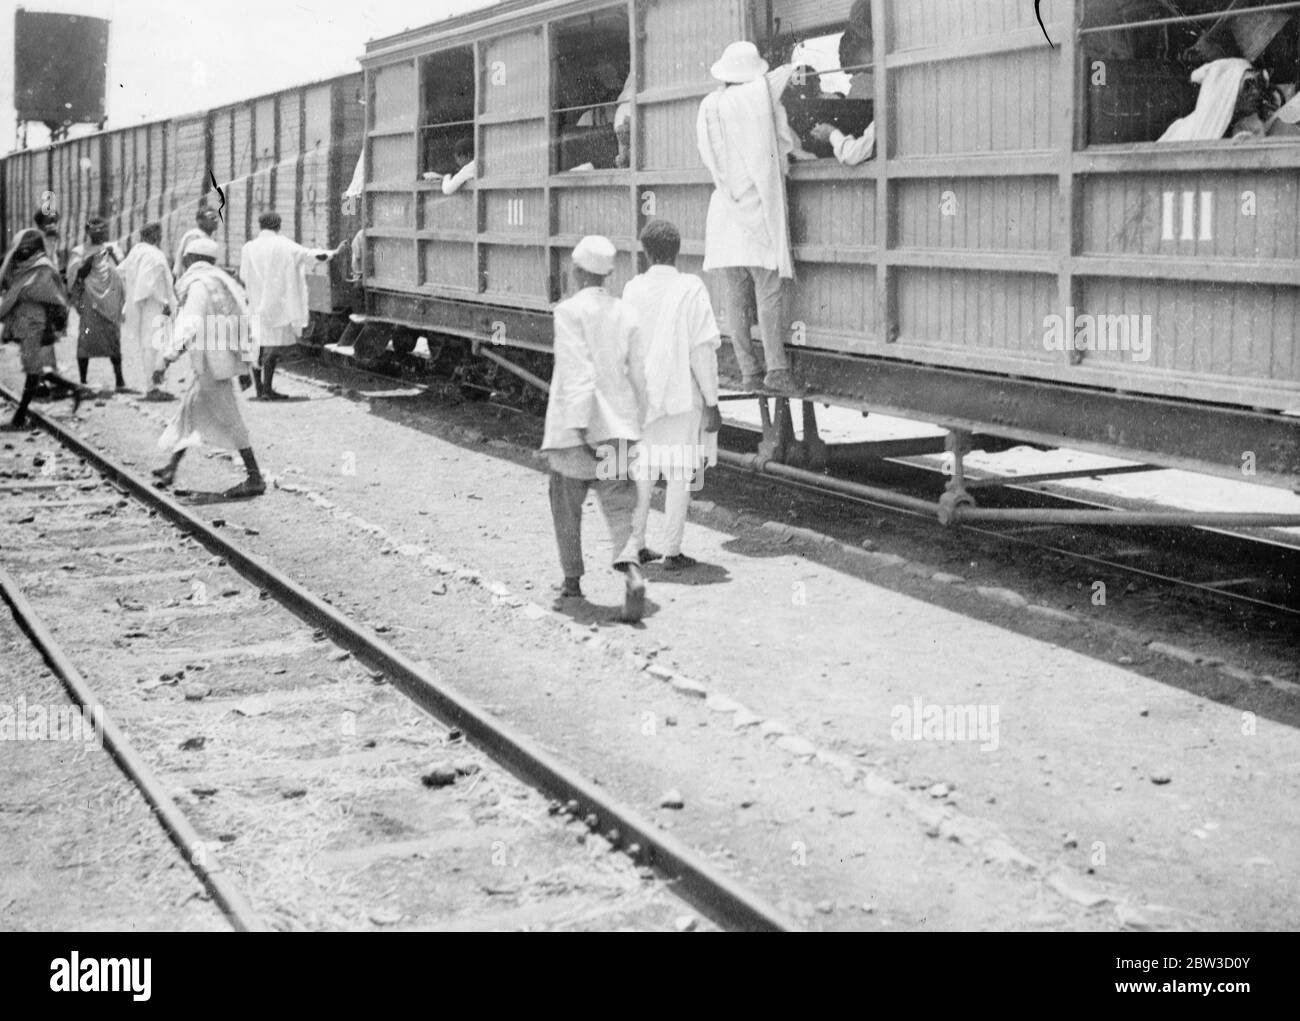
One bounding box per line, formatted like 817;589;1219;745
222;475;266;499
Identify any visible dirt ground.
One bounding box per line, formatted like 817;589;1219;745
2;333;1297;931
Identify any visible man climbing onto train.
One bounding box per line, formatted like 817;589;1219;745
239;211;330;399
624;218;722;571
696;40;807;397
541;234;649;623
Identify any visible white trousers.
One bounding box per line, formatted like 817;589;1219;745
632;475;693;557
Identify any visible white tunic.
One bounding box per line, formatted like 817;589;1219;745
696;65;798;276
541;286;646;454
239;229;316;348
621;265;721;470
118;242;174;373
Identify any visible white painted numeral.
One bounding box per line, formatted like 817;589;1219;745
1161;190;1212;241
506;197;524;227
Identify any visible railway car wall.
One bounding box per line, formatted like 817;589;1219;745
359;0;1299;420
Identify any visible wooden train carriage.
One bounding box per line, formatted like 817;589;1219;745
357;0;1300;488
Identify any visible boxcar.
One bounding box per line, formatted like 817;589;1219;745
355;0;1300;488
1;73;364;316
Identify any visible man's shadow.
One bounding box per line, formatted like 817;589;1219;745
644;561;730;586
173;489;263;505
550;593;662;629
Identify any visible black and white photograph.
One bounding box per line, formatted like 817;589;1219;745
0;0;1296;966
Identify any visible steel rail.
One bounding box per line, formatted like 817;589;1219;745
0;385;798;933
0;564;270;933
715;450;1300;619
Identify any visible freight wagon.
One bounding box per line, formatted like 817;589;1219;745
1;73;365;325
352;0;1300;499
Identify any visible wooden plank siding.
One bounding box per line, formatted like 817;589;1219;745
349;0;1296;419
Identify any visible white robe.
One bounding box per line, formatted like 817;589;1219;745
239;229;316;351
541;286;647;457
159;264;252;454
118;242;174;380
621;265;720;471
696;65;798;277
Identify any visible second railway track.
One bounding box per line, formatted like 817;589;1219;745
0;394;794;932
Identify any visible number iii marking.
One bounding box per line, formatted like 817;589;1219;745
506;197;525;227
1161;190;1212;241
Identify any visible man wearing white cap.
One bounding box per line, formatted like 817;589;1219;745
697;40;806;397
151;235;266;498
541;234;649;623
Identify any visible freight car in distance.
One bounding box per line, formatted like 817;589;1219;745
1;73;365;338
349;0;1300;521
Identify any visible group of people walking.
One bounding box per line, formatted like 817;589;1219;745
542;221;722;624
0;205;326;497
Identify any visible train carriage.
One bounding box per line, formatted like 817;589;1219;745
355;0;1300;491
1;73;364;320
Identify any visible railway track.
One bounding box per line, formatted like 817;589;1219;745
0;395;794;932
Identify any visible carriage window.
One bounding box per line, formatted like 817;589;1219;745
419;46;476;188
552;9;632;172
1081;0;1300;146
767;19;875;164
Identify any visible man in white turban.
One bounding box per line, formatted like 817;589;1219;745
541;234;649;622
152;236;266;498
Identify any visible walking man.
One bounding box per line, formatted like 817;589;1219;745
624;219;722;570
66;216;127;392
0;228;90;429
697;41;805;396
239;211;329;399
118;222;176;401
541;235;649;622
152;237;265;498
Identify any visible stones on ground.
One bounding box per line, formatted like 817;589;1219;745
1150;773;1172;785
178;736;206;751
927;782;952;799
975;585;1028;608
776;735;817;758
182;681;211;701
759;719;789;738
704;692;742;714
674;915;698;932
453;759;481;777
815;900;835;915
329;649;351;662
233;697;272;717
733;709;762;729
1048;871;1113;908
191;786;218;798
670;676;708;698
431;581;447;595
1063;832;1079;849
658;789;685;810
664;715;677;727
369;907;403;927
646;663;675;681
421;765;458;788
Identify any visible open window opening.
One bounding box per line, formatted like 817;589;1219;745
419;45;476;192
765;2;875;165
1082;0;1300;145
552;8;632;172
